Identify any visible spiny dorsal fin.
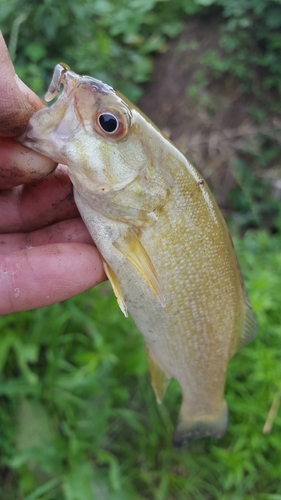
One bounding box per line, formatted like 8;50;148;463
231;239;257;353
145;345;170;403
229;293;257;359
103;260;128;317
237;296;257;351
113;228;166;307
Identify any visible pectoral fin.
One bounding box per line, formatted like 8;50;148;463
146;345;170;403
113;229;166;307
103;261;128;317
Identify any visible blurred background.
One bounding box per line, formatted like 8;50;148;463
1;0;281;498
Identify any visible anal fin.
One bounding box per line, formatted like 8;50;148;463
113;228;166;307
146;345;170;403
103;261;128;317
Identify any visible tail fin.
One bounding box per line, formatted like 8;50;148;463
173;400;228;448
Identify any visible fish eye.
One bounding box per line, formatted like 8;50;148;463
98;113;118;133
95;108;130;140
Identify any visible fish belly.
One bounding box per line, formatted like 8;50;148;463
75;188;241;446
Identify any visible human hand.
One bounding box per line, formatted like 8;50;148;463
0;33;105;315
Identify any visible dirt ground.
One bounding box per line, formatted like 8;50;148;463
139;17;281;212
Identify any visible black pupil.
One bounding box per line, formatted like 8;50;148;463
99;113;118;133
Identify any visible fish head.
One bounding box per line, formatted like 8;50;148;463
19;64;150;196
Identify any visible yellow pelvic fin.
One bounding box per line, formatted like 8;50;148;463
113;229;166;307
146;345;170;403
103;261;128;317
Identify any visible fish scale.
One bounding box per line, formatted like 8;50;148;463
19;64;257;447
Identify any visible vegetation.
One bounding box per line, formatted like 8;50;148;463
1;231;281;499
1;0;281;498
202;0;281;99
1;0;195;101
2;0;281;102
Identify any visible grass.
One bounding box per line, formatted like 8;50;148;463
1;229;281;499
1;0;281;497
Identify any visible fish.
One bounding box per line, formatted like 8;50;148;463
18;63;257;447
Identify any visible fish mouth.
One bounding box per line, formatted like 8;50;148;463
45;63;115;103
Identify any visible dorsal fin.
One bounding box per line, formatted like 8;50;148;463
237;296;257;351
229;292;257;359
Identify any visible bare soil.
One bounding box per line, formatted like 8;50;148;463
139;17;281;212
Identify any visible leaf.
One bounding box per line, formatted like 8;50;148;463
96;450;121;491
195;0;215;5
24;43;47;62
62;461;94;500
0;331;15;372
24;477;60;500
17;399;55;452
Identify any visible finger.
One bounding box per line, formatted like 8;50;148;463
0;32;44;137
0;137;56;188
0;165;79;233
0;34;56;184
0;218;93;254
0;243;106;315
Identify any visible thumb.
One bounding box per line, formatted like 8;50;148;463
0;31;45;137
